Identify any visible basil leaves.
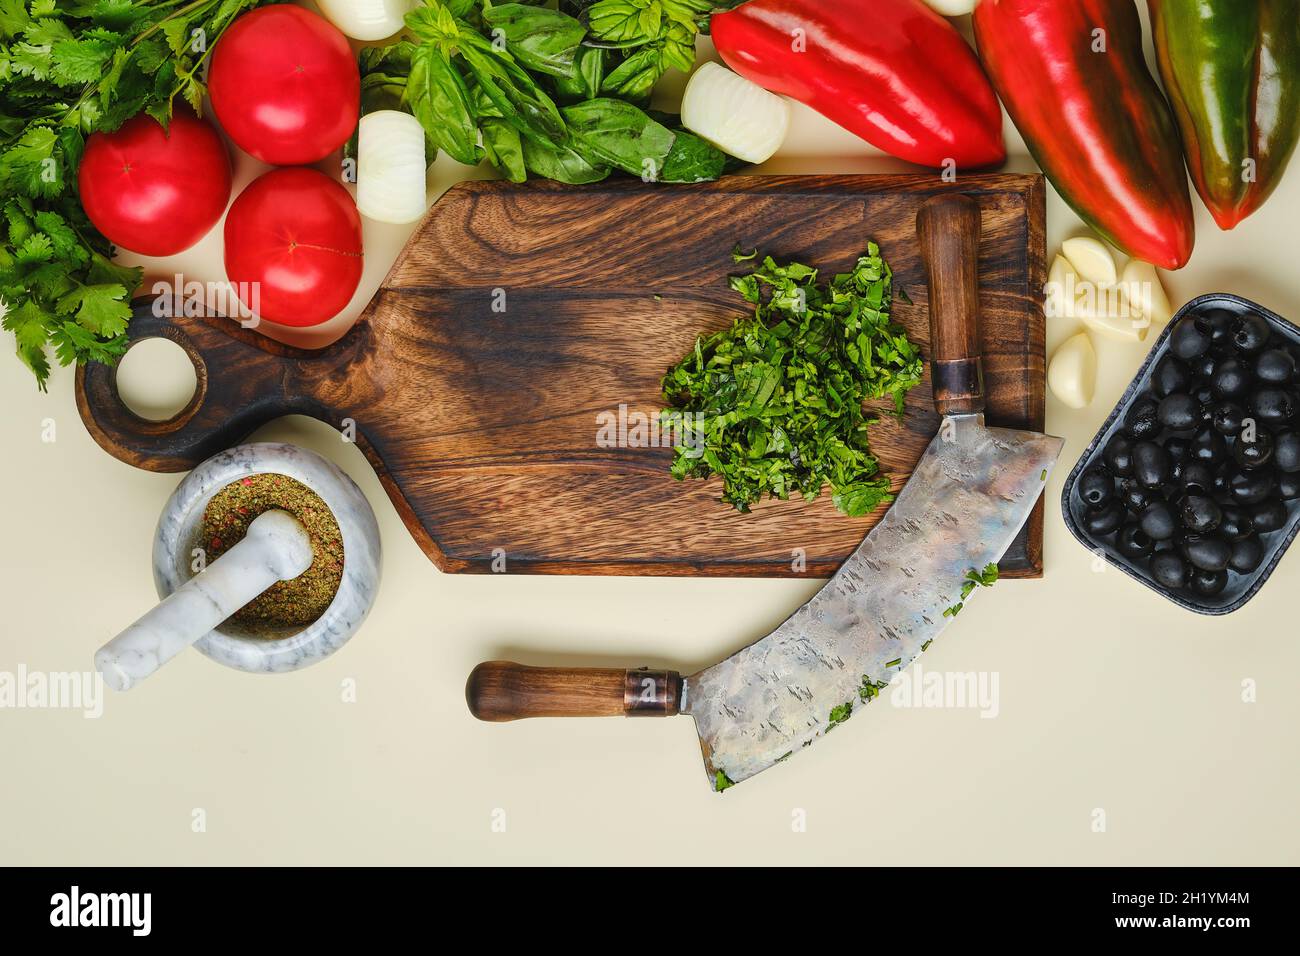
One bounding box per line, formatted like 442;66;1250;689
363;0;726;185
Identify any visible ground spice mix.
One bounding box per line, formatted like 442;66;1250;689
199;474;344;630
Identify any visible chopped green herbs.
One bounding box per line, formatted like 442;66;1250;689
883;657;902;668
943;562;1000;617
858;674;887;702
713;770;734;792
827;701;853;727
660;243;923;516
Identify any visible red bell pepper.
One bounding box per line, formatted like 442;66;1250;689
973;0;1195;269
710;0;1005;170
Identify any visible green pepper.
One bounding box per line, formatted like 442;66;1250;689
1149;0;1300;230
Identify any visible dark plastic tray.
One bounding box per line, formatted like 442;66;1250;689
1061;293;1300;614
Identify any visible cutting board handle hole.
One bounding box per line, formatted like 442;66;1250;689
109;328;208;431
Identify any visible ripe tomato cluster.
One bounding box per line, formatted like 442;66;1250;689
76;5;363;328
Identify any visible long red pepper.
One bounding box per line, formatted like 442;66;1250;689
710;0;1005;170
973;0;1195;269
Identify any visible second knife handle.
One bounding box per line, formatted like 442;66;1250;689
466;662;682;721
916;194;986;417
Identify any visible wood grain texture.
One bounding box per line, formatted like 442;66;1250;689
76;174;1048;578
465;662;682;721
917;194;986;417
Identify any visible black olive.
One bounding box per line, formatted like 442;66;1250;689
1150;550;1190;590
1139;502;1177;540
1170;315;1212;360
1182;534;1231;572
1084;502;1125;536
1211;401;1246;435
1233;427;1274;469
1179;494;1222;534
1078;467;1113;507
1118;478;1152;512
1168;458;1187;486
1278;470;1300;501
1103;434;1135;476
1230;312;1271;354
1206;465;1227;502
1211;357;1254;400
1165;436;1192;463
1228;536;1264;574
1218;505;1253;541
1252;500;1288;534
1187;353;1216;383
1251;387;1296;427
1125;398;1161;439
1152;355;1192;397
1132;441;1170;489
1193;384;1216;407
1157;392;1199;431
1190;568;1229;597
1275;432;1300;473
1255;348;1296;384
1117;524;1156;560
1179;461;1215;496
1196;309;1234;347
1189;427;1228;464
1230;468;1275;504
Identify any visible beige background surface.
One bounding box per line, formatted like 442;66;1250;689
3;9;1298;866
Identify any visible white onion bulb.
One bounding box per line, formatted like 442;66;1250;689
921;0;981;15
681;62;790;165
315;0;414;41
356;110;428;225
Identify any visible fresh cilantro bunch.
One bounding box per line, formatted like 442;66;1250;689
0;0;263;389
661;244;924;517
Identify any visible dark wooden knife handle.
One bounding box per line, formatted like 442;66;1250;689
466;662;682;721
916;194;985;417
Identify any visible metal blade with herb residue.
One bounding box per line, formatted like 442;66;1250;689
683;414;1064;789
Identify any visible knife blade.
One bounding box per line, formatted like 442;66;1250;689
466;195;1064;791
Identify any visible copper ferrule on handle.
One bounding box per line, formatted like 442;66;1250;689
931;357;985;417
623;669;682;716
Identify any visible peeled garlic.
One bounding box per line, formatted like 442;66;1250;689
1061;235;1118;288
681;62;790;165
1046;255;1081;320
315;0;414;40
1078;283;1147;342
920;0;980;14
1120;258;1174;328
356;110;428;225
1048;332;1097;409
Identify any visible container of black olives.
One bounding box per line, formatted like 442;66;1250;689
1062;294;1300;614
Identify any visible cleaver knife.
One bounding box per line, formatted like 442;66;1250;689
466;195;1065;790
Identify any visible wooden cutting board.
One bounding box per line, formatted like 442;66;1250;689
77;174;1047;577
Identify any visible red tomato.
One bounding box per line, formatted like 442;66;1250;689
224;167;363;327
208;5;360;165
77;112;231;257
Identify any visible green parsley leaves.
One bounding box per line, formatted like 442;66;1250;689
660;243;923;516
943;562;1000;618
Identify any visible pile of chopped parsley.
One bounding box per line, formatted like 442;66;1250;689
660;244;923;517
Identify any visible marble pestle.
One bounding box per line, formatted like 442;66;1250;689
95;510;314;692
